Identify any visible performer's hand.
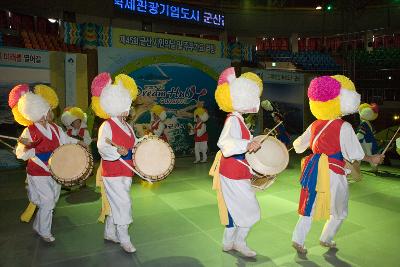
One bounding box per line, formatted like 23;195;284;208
247;140;261;153
117;147;128;156
370;154;385;165
18;137;32;146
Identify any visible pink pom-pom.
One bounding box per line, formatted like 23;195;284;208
91;72;111;97
8;84;29;108
308;76;340;102
218;67;236;85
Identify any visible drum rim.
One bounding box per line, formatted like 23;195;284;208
49;144;94;186
133;136;175;181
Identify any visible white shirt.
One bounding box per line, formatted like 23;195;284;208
97;117;137;161
217;112;252;158
16;122;78;161
68;127;92;146
293;121;365;162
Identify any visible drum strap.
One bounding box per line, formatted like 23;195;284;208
311;120;333;151
48;124;61;145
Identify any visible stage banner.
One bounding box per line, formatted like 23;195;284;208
112;27;222;58
98;46;230;156
0;47;49;69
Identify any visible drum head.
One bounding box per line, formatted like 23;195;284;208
246;135;289;176
49;144;92;185
134;137;174;181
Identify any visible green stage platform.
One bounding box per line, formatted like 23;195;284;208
1;155;399;266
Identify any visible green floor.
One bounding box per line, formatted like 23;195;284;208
1;155;400;267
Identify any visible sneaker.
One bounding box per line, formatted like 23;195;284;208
41;235;55;243
292;241;307;254
222;242;234;252
233;244;257;257
104;235;119;243
121;242;136;253
320;240;336;248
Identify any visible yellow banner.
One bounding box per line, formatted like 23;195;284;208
112;28;222;57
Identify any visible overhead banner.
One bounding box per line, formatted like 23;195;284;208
112;27;222;57
0;47;49;69
98;46;230;156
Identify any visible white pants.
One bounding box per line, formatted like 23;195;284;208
220;175;260;228
292;171;348;245
103;176;133;244
27;175;61;237
194;141;208;162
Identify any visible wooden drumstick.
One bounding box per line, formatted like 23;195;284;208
382;125;400;155
0;134;19;141
259;121;283;143
105;138;153;184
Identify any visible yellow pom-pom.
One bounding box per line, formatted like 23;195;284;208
115;74;139;101
240;72;263;96
12;106;32;126
194;107;206;117
91;96;109;119
358;103;370;112
69;107;85;121
215;83;234;113
331;75;356;91
34;84;59;109
309;97;341;120
150;104;165;115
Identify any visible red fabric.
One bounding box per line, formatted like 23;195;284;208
194;122;208;142
26;123;60;176
151;120;168;142
310;119;345;174
102;119;135;177
219;114;252;180
67;128;85;138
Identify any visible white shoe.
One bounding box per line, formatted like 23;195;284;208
121;242;136;253
193;160;200;164
41;235;55;243
222;242;234;252
104;235;119;243
233;244;257;257
200;160;207;163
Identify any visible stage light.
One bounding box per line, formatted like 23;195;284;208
48;18;57;23
272;62;276;67
316;6;322;10
326;4;333;11
388;76;392;80
394;115;399;120
256;46;258;51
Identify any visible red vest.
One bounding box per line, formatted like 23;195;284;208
194;122;208;142
151;120;168;142
219;114;253;180
26;123;61;176
102;119;135;177
67;128;85;139
310;119;345;174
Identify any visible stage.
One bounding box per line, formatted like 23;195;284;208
1;155;399;267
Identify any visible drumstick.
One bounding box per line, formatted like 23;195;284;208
0;134;19;141
259;121;283;143
0;139;16;151
382;125;400;155
105;138;153;184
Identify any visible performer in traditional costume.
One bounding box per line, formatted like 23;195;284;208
357;103;380;170
189;106;209;163
10;84;82;242
149;104;168;142
271;112;291;147
291;75;384;254
61;107;92;146
91;72;138;253
210;67;263;257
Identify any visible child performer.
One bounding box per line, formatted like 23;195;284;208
189;106;209;163
210;67;264;257
10;84;83;242
91;72;139;253
291;76;384;254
